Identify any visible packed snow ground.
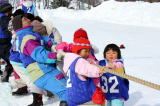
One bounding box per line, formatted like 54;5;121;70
0;1;160;106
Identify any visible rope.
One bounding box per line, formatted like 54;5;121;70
95;64;160;91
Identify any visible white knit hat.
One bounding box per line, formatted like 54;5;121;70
42;20;53;36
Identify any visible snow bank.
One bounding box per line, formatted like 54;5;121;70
38;1;160;28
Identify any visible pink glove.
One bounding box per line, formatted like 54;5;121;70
112;60;124;68
56;42;73;52
56;42;68;51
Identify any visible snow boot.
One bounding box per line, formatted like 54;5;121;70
0;70;2;75
28;93;43;106
1;65;13;82
59;101;68;106
12;86;28;95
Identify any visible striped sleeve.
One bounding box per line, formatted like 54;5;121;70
20;35;57;64
41;36;55;48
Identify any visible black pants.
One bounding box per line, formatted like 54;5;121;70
0;38;12;66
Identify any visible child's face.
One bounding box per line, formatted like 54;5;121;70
78;49;90;59
22;17;31;27
105;49;118;62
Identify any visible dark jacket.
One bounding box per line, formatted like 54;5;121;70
0;13;12;43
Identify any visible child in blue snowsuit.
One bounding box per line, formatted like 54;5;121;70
99;44;129;106
12;14;68;106
10;18;60;105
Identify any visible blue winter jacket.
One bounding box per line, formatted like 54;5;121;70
16;26;58;82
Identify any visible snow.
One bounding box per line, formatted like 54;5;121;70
38;0;160;28
1;1;160;106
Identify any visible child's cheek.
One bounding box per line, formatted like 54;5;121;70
106;55;109;60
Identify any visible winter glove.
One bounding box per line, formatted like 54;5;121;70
56;42;73;52
57;51;65;61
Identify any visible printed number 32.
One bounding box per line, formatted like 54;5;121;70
101;76;119;93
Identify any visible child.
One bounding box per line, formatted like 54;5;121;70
57;28;105;105
99;44;129;106
63;37;103;106
10;15;61;105
9;14;45;106
12;14;68;106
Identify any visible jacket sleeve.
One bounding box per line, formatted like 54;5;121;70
20;34;57;64
0;16;12;37
75;58;101;78
41;36;57;49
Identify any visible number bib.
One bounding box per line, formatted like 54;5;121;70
99;60;129;101
22;4;34;14
66;57;96;106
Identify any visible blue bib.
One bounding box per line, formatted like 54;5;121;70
22;4;34;14
67;57;96;106
99;60;129;101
